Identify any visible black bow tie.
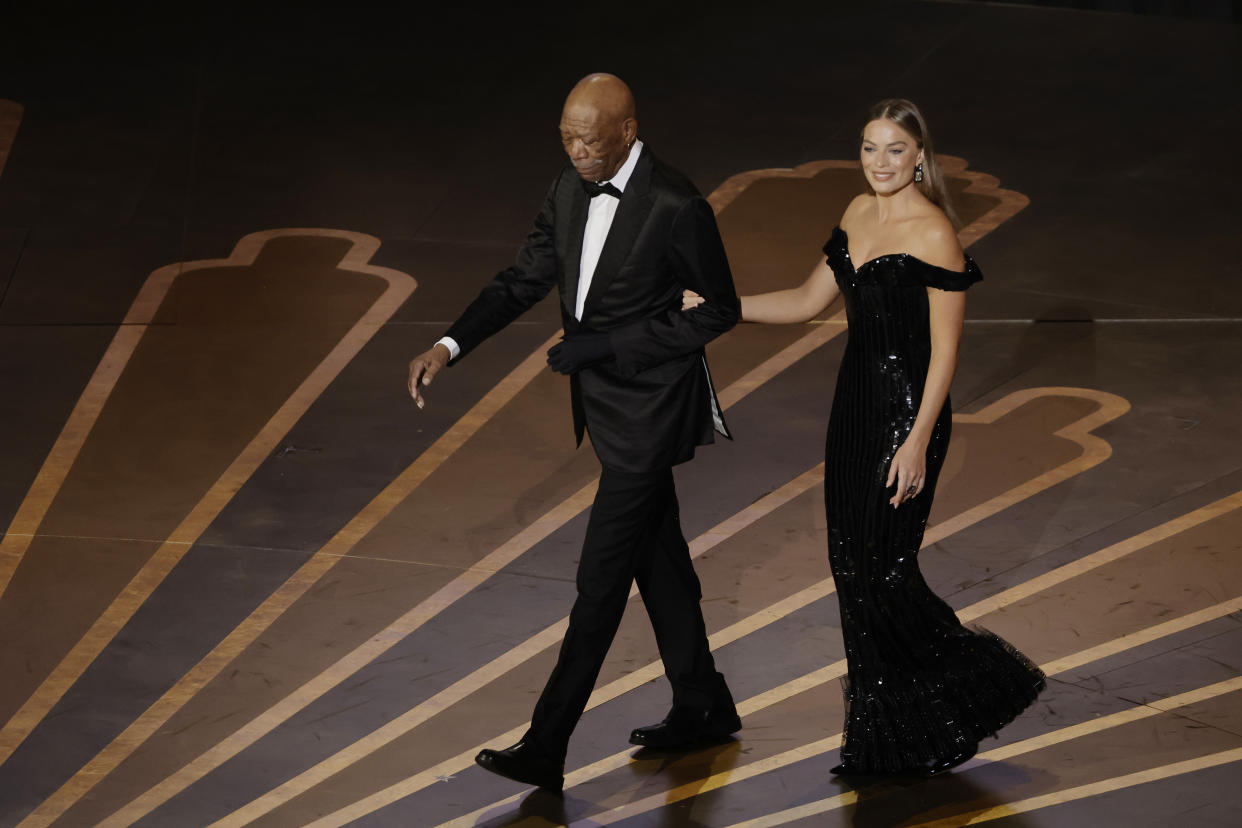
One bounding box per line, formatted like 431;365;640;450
582;180;622;199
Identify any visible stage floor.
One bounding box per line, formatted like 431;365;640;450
1;2;1240;826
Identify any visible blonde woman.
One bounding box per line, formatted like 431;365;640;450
685;100;1044;776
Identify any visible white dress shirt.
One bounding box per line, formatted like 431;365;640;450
436;141;644;360
575;139;641;320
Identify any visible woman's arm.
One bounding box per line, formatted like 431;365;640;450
911;287;965;443
684;257;841;323
885;286;966;506
742;257;842;323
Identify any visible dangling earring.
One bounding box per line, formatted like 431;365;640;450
914;163;924;183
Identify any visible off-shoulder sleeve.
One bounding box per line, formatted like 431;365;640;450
822;226;850;273
921;256;983;291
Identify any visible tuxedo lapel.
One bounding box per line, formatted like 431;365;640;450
561;180;589;318
580;150;655;321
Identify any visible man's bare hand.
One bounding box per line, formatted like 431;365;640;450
408;343;451;409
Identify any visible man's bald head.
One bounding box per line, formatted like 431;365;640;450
565;73;636;123
559;73;639;183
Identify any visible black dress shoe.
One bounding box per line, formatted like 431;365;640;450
829;762;868;775
629;706;742;750
475;740;564;792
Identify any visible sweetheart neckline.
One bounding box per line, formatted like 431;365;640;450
835;226;970;275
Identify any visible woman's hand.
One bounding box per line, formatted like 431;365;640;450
682;289;705;311
885;438;927;508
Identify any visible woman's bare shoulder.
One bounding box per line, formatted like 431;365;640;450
839;193;874;229
909;212;965;271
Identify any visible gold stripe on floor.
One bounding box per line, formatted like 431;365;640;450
274;390;1131;828
426;490;1242;828
97;319;848;828
6;230;416;824
602;609;1242;827
219;384;1119;827
0;230;416;769
913;747;1242;827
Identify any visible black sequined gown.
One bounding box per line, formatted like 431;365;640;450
822;227;1045;772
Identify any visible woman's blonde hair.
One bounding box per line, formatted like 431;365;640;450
864;98;957;227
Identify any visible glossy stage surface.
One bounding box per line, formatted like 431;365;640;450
1;2;1240;826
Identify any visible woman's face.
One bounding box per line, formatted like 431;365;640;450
860;119;924;195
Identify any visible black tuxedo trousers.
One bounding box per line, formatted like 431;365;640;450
526;466;734;757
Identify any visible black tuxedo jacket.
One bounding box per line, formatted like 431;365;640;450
444;147;740;473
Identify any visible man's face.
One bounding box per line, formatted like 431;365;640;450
559;101;632;183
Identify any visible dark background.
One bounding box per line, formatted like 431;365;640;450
2;0;1239;323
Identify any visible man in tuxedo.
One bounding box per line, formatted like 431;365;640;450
406;73;741;792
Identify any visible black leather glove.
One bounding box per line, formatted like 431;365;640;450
547;332;613;374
